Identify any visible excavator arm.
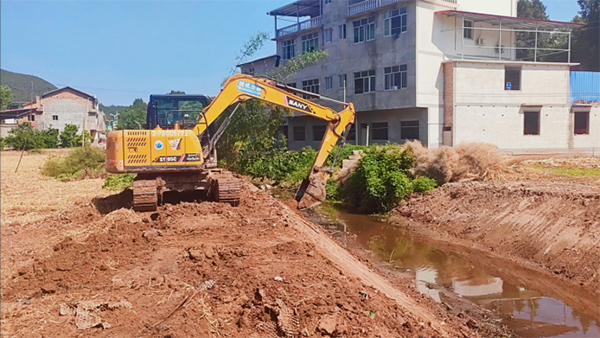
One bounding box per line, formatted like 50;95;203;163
193;74;355;209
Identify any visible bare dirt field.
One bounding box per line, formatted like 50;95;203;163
1;152;489;337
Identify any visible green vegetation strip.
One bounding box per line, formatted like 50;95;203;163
532;165;600;177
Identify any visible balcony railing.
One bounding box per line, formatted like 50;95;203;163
349;0;456;16
276;16;323;38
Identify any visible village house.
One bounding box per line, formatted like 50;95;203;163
0;86;106;142
238;0;599;154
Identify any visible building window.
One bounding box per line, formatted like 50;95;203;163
401;121;419;140
371;122;388;140
347;124;356;141
505;66;521;90
354;70;376;94
282;39;295;59
325;76;333;90
353;17;375;43
384;7;407;36
30;114;35;122
384;65;407;90
325;0;332;4
524;110;540;135
293;126;306;141
339;74;347;88
325;28;333;43
286;83;296;88
313;125;326;141
302;32;319;53
242;68;255;76
52;115;59;121
339;24;346;39
302;79;320;94
464;20;474;40
574;110;590;135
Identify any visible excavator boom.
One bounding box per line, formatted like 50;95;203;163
194;74;355;208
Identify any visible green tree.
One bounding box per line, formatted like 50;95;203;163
116;98;147;129
517;0;551;61
59;124;80;147
571;0;600;70
517;0;548;20
40;128;59;148
4;122;45;150
0;85;14;110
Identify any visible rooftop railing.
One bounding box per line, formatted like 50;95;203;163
276;16;323;38
349;0;456;16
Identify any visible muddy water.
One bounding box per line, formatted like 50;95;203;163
333;209;600;338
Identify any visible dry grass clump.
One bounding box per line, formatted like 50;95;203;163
406;141;510;184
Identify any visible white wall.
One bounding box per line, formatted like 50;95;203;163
457;0;516;17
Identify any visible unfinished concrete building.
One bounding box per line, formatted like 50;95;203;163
239;0;597;154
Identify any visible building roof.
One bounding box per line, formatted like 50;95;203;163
436;10;585;30
42;86;96;101
237;54;281;68
0;107;36;119
268;0;321;17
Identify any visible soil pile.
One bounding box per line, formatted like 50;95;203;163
392;181;600;291
1;182;478;337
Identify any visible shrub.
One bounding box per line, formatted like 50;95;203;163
411;176;437;193
43;146;106;180
59;124;80;147
325;178;341;201
40;128;59;148
103;174;136;191
343;145;415;214
4;123;45;150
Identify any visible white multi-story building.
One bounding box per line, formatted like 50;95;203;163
239;0;598;154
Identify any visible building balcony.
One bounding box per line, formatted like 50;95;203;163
276;16;323;38
349;0;456;16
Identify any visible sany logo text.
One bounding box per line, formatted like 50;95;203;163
285;96;311;112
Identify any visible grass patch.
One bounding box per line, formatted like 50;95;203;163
42;146;106;181
103;174;137;191
532;165;600;177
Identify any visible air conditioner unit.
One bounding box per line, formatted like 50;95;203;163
475;38;485;46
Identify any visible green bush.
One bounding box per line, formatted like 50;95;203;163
4;123;45;150
0;137;5;151
411;176;437;193
325;178;341;201
342;145;415;214
59;124;80;147
40;128;59;148
103;174;136;191
43;146;106;180
325;144;368;168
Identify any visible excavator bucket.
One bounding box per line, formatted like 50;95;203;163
295;172;329;209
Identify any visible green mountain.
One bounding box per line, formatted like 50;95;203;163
0;69;57;105
100;104;128;118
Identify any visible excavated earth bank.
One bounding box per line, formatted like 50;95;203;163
391;181;600;297
1;181;489;338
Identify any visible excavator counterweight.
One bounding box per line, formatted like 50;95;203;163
105;74;355;211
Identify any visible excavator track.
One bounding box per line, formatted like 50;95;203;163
132;179;158;212
209;172;241;206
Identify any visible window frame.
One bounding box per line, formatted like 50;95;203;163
52;115;59;121
523;110;540;136
371;122;389;141
282;39;296;60
574;110;590;135
384;65;408;90
353;16;376;43
400;120;419;140
325;76;333;90
505;66;522;91
464;20;474;40
325;28;333;43
313;125;327;141
354;70;376;95
339;24;347;39
302;78;320;94
339;74;347;88
384;7;407;36
301;32;319;53
293;125;306;141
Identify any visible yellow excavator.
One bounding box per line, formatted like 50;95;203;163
105;74;355;211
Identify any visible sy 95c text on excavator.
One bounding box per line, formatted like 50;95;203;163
105;74;355;211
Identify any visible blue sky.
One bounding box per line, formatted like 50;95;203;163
1;0;581;106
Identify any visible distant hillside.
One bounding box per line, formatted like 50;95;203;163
0;69;57;105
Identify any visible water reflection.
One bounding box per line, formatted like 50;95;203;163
334;208;600;338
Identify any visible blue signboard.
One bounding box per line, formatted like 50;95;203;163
506;82;512;90
237;80;263;97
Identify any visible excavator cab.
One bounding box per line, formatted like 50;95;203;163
147;94;211;130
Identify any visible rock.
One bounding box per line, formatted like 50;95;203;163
41;284;57;294
274;276;284;282
188;249;203;261
318;314;337;335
